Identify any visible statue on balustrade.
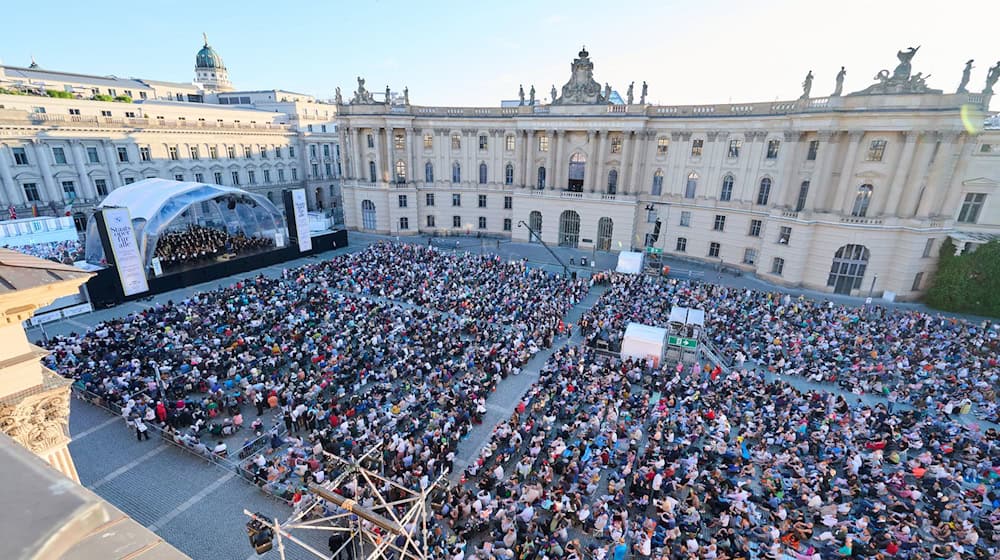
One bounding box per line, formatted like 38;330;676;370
403;87;409;105
604;83;611;103
352;76;376;104
626;82;634;105
518;85;525;106
831;66;846;96
335;87;343;105
552;47;605;105
985;61;1000;95
800;71;813;99
385;85;391;105
640;81;648;104
550;85;558;104
850;46;942;95
956;59;974;93
529;85;535;106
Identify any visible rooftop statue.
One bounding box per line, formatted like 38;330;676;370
640;81;648;104
626;82;634;105
800;71;813;99
831;66;846;97
518;85;525;106
552;47;606;105
529;85;535;106
550;85;557;104
984;61;1000;95
850;46;942;96
352;76;376;104
335;87;343;105
956;59;973;94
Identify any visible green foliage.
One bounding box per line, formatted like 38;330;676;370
0;88;26;95
45;89;74;99
92;94;113;102
925;239;1000;317
113;95;132;103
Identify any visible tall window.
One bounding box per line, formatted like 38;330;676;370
795;181;810;212
503;218;512;231
247;170;256;184
23;183;40;202
651;170;663;195
368;161;377;183
504;163;514;185
452;162;461;183
675;237;687;252
771;257;785;275
231;171;240;185
657;137;669;154
394;134;405;151
713;215;726;232
691;139;704;157
537;167;546;189
399;217;409;230
610;136;622;154
806;140;819;161
362;200;376;229
395;161;407;183
679;211;691;227
851;184;873;217
367;134;375;148
427;215;436;227
61;181;77;201
957;193;986;223
139;146;151;162
728;139;742;158
479;135;488;150
766;139;780;159
94;179;108;196
866;140;887;161
425;193;435;206
423;134;433;149
709;242;721;258
684;172;698;198
244;146;253;158
504;196;512;209
743;248;758;265
756;178;772;205
398;194;408;208
452;194;461;206
827;244;870;294
227;146;236;158
478;194;487;208
505;135;515;151
911;272;924;291
720;175;734;201
52;147;67;164
479;163;488;184
748;219;762;237
214;172;223;184
607;169;618;194
453;215;462;228
168;146;178;160
86;147;100;163
117;147;129;163
425;162;434;182
451;135;461;150
778;226;792;244
189;146;200;160
538;136;549;152
478;216;487;229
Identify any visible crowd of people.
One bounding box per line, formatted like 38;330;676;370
153;224;274;269
4;239;84;264
580;273;1000;424
456;345;999;559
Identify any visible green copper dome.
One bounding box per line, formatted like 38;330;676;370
195;34;224;69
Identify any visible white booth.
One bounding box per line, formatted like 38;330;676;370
620;322;667;367
615;251;644;275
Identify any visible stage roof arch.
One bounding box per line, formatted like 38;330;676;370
85;178;287;269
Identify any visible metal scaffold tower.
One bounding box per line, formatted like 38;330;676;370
243;444;448;560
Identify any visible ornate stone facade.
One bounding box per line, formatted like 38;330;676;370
0;385;71;456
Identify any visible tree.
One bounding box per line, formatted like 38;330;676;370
925;238;1000;317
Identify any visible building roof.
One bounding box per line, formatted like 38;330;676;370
0;249;92;294
0;65;152;91
0;432;189;560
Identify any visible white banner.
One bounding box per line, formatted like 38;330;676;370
102;207;149;296
274;231;285;248
290;189;312;252
151;257;163;277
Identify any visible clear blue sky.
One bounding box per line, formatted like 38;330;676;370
4;0;998;109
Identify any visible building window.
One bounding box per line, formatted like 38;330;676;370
479;135;488;150
451;135;461;150
657;137;669;154
214;171;223;184
452;194;461;206
231;171;240;185
807;140;819;161
478;216;487;229
505;135;515;151
539;136;549;152
743;248;758;265
452;162;461;183
426;215;435;227
537;167;546;188
61;180;76;201
277;169;285;182
399;217;409;230
274;146;281;159
366;134;374;148
261;146;270;159
325;163;333;176
394;134;405;151
423;134;433;149
52;147;67;164
86;146;100;163
980;143;993;153
478;194;487;208
479;163;488;184
728;139;742;158
504;163;514;185
795;181;810;212
68;108;80;116
748;219;762;237
957;193;986;223
766;139;781;159
190;146;200;160
756;178;772;205
453;215;462;228
827;244;870;293
720;175;734;201
778;226;791;244
369;161;377;183
312;163;320;177
771;257;785;275
685;172;698;198
124;176;136;184
713;215;726;232
851;184;873;217
395;161;407;183
425;193;435;206
709;242;721;258
922;238;935;258
291;168;298;181
168;146;179;160
100;110;112;118
504;196;512;209
227;146;237;158
679;211;691;227
610;136;622;154
691;139;704;157
174;174;185;182
911;271;924;291
244;146;253;158
117;146;129;162
607;169;618;194
503;218;512;231
12;147;29;165
23;183;40;202
197;172;206;183
866;139;887;161
425;162;434;182
288;146;295;157
676;237;687;252
398;194;408;208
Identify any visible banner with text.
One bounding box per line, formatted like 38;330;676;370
289;189;312;253
101;207;149;296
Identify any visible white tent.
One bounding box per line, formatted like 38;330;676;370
615;251;644;274
621;322;667;367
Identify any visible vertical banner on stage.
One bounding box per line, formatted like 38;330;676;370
97;207;149;296
283;188;312;253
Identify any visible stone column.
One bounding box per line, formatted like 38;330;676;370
635;131;652;195
666;132;689;196
553;129;567;190
836;131;866;214
620;131;633;194
70;141;94;201
777;131;804;208
592;130;606;193
938;135;977;216
522;130;532;188
807;131;837;212
916;131;963;218
702;131;724;199
877;131;918;216
545;131;556;190
27;141;59;205
410;128;421;184
371;128;383;184
0;144;23;205
384;127;395;183
437;129;447;185
351;128;361;179
897;131;935;218
102;140;122;190
403;128;414;183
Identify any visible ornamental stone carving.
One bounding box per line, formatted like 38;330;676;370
850;47;943;95
552;47;607;105
0;389;70;455
351;76;377;104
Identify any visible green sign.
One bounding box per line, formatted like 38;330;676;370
646;247;663;254
667;335;698;349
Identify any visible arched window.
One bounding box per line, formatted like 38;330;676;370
537;166;546;189
720;174;734;201
361;199;376;230
827;244;870;294
684;172;699;199
597;217;614;251
607;169;618;194
504;163;514;185
451;162;461;183
651;170;664;196
558;210;581;248
368;160;376;183
528;210;542;242
795;181;810;212
394;160;407;184
479;163;488;184
567;153;586;192
424;161;434;182
756;177;772;205
851;184;873;217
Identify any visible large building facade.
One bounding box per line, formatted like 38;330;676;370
337;48;1000;299
0;39;343;226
